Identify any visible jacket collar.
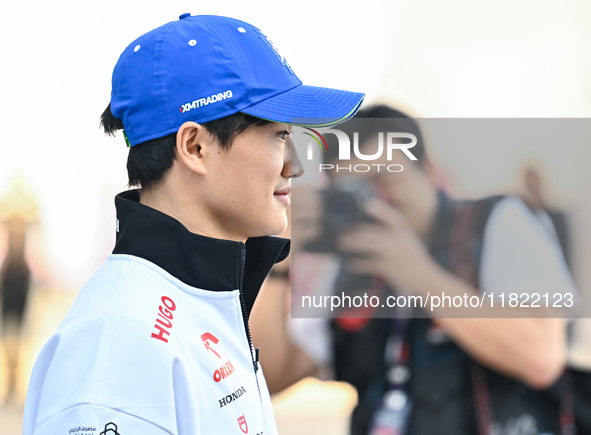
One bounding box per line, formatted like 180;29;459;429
112;189;290;314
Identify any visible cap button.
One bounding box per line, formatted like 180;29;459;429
179;13;191;20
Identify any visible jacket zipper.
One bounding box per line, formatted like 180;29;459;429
238;244;264;411
238;244;257;370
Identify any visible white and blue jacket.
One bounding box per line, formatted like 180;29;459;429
23;189;289;435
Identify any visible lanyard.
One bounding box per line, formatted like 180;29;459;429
369;318;412;435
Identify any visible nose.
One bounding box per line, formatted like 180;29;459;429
282;137;304;179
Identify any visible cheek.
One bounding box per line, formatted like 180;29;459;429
378;173;414;206
245;157;283;201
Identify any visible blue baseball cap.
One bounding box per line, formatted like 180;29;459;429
110;14;365;146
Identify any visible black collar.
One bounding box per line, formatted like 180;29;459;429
112;190;290;315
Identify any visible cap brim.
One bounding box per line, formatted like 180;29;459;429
240;85;365;127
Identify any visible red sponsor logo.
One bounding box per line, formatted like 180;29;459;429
214;360;235;382
201;331;236;382
151;296;176;343
201;332;222;359
237;415;248;434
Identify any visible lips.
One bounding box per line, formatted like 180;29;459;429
273;186;291;206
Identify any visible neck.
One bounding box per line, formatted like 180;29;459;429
139;181;246;243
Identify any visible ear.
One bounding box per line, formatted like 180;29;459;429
176;121;214;176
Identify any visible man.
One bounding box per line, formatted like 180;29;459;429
22;14;364;435
252;106;576;435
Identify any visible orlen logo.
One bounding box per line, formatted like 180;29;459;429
201;332;221;359
201;332;236;382
180;90;233;113
214;360;235;383
151;296;176;343
301;127;418;174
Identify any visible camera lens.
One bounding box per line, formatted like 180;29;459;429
327;193;359;228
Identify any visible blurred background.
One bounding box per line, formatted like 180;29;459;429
1;0;591;433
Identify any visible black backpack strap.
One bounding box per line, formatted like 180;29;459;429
448;195;503;287
545;209;571;269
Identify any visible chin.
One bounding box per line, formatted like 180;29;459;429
270;222;289;237
251;216;288;238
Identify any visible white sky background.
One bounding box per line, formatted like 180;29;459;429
0;0;590;289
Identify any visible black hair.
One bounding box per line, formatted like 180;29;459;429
100;104;270;189
323;104;427;170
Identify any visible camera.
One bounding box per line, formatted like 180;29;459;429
305;177;376;254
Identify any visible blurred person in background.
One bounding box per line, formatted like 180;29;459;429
0;174;38;404
251;105;577;435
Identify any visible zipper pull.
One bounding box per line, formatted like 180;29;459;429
254;347;260;372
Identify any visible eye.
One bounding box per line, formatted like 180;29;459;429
278;130;291;140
